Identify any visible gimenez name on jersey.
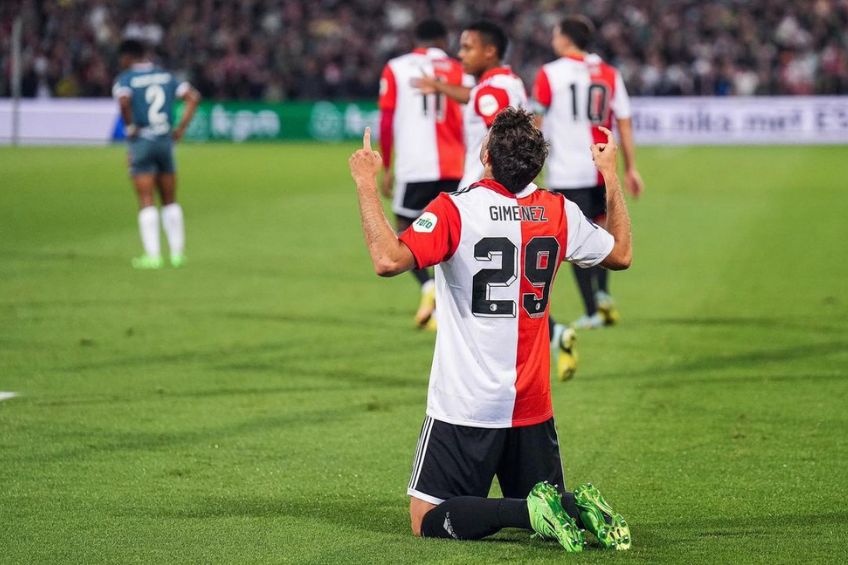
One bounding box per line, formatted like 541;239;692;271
489;204;549;223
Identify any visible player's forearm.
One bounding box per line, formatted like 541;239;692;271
176;91;201;132
434;82;471;104
119;99;133;128
616;118;638;171
355;180;410;277
600;171;632;270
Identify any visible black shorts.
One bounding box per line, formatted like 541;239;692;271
407;416;565;505
394;179;461;221
552;184;606;221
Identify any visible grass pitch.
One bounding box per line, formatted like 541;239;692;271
1;143;846;563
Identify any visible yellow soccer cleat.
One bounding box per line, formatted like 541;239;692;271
552;324;578;382
415;282;436;329
596;291;620;326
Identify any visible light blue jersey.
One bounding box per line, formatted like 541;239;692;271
112;63;188;138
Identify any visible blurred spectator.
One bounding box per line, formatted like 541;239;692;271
1;0;847;100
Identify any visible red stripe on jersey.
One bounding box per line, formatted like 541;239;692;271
380;108;394;170
434;59;465;180
533;68;552;109
589;62;618;185
511;189;567;427
378;64;397;111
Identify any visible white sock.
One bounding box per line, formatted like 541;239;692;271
138;206;161;257
421;279;435;294
161;203;185;257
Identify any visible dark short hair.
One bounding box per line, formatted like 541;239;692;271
415;19;447;41
559;15;595;50
118;38;147;58
465;21;508;59
486;108;548;194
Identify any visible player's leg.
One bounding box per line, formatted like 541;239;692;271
155;140;186;267
563;187;605;329
592;186;619;326
497;419;585;551
408;416;510;539
129;139;163;269
407;416;580;549
549;317;578;381
132;174;163;269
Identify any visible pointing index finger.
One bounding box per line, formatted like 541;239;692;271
363;127;372;150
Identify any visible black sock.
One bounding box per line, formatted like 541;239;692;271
561;491;584;529
596;267;609;294
410;267;431;287
421;497;531;540
571;264;598;316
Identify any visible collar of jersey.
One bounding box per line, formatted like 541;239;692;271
471;178;537;199
412;47;448;59
131;62;155;70
478;66;513;83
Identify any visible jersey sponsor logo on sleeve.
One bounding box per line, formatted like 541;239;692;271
477;93;500;117
413;211;438;233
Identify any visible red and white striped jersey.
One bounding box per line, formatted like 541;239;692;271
533;54;631;188
460;67;529;189
379;48;465;186
399;179;614;428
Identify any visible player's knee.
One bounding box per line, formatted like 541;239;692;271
409;497;436;537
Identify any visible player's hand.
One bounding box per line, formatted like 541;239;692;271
411;75;439;95
172;126;185;142
590;126;618;178
126;124;139;140
380;170;394;199
625;168;644;199
349;127;383;187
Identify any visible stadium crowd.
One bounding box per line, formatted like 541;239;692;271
2;0;847;100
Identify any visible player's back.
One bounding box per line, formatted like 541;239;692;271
534;54;631;188
113;63;185;138
461;69;529;188
379;49;465;182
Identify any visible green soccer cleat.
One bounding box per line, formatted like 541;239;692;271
527;482;584;552
132;255;163;270
551;324;578;382
170;253;186;268
573;483;631;550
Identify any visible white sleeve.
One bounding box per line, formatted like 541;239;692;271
175;81;192;98
610;71;631;120
112;82;131;100
564;199;615;268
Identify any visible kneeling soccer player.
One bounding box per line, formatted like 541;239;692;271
349;109;633;551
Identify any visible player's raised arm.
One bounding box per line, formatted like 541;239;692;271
349;128;416;277
591;127;632;270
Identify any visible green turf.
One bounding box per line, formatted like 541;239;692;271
1;143;846;563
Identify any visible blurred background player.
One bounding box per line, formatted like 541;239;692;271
533;16;645;329
378;20;466;329
113;39;201;269
417;21;577;380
